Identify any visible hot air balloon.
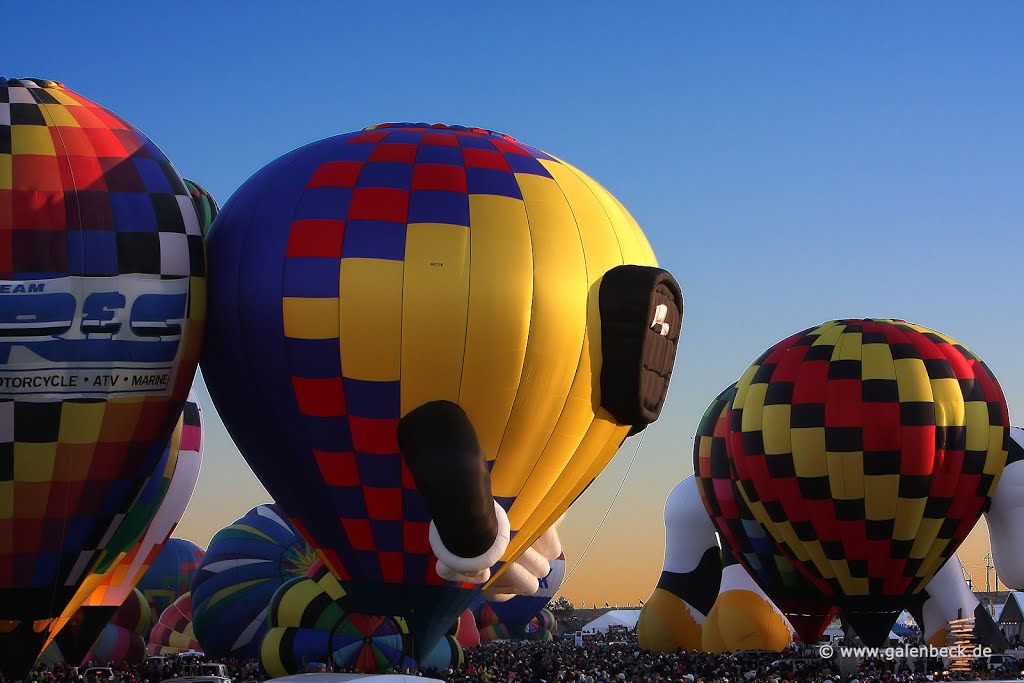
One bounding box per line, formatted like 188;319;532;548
726;319;1009;645
637;476;723;653
147;592;200;656
47;391;204;664
0;77;206;679
485;554;565;638
201;122;684;658
525;609;556;641
450;609;480;649
700;547;795;653
694;385;836;643
137;539;204;625
81;588;151;666
182;179;219;236
260;566;419;675
192;504;320;659
474;603;511;643
418;635;463;673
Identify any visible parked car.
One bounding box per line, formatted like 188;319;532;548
84;668;115;682
159;677;231;683
200;664;232;679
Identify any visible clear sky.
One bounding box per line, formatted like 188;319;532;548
8;1;1024;605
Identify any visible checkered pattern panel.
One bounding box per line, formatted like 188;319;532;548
280;123;563;587
695;384;825;594
0;79;206;615
694;383;836;612
1;78;204;279
727;319;1009;598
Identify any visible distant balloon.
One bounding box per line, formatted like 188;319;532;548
137;539;204;625
202;122;684;658
192;504;320;659
183;179;219;236
475;603;511;643
727;319;1009;644
0;76;207;679
82;588;150;666
486;554;565;638
450;609;480;649
525;609;556;641
147;592;200;656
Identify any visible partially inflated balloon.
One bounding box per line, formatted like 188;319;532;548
202;122;683;656
727;319;1008;644
450;609;480;649
137;539;204;625
147;592;199;656
192;504;320;659
0;77;206;678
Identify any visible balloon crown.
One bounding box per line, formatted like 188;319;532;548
1;77;64;88
363;122;518;142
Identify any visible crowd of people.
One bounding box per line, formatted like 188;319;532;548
19;657;262;683
13;632;1024;683
435;633;1022;683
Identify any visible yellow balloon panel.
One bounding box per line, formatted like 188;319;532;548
488;173;589;501
638;588;703;653
399;223;471;415
702;590;792;653
458;195;534;459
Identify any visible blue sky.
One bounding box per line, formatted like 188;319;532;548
9;1;1024;601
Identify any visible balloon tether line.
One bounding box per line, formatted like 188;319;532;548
561;428;647;587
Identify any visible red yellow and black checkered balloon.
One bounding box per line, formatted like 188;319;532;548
694;384;836;644
725;319;1008;642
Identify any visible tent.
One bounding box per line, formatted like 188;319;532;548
582;610;641;633
998;592;1024;642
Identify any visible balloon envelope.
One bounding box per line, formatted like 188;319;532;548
488;554;565;636
694;385;835;642
137;538;204;625
727;319;1009;644
192;504;320;659
0;77;206;678
46;391;203;663
201;122;673;654
147;592;200;656
81;588;149;666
